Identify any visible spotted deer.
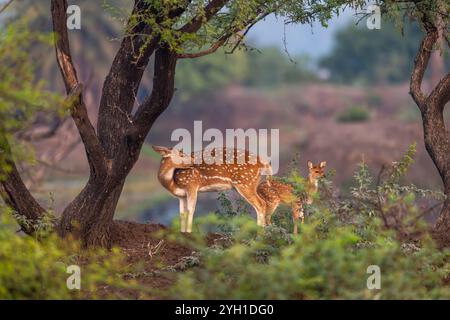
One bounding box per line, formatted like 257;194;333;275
152;146;272;233
257;160;326;234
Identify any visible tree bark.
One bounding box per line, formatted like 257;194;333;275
0;162;46;233
410;15;450;247
51;0;180;246
421;101;450;246
58;175;125;247
0;130;45;233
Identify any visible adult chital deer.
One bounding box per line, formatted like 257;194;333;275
152;146;272;233
257;160;326;234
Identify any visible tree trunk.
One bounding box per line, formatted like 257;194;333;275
421;101;450;247
0;132;45;233
434;198;450;246
410;16;450;247
429;7;445;89
0;162;46;232
0;0;240;247
57;175;126;247
46;1;178;247
57;46;177;246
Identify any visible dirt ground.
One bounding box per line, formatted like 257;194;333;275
96;220;221;299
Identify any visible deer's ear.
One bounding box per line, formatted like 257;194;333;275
319;161;327;168
152;145;171;156
307;160;313;169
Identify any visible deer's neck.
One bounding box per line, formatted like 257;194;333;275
306;175;319;204
158;162;179;194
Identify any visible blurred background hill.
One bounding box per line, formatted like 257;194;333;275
5;0;449;224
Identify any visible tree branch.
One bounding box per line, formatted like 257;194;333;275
0;132;45;234
409;29;438;109
96;0;163;158
179;0;229;33
0;0;15;14
430;72;450;108
177;33;230;58
178;9;270;59
227;11;271;54
132;48;178;139
168;0;193;19
51;0;107;176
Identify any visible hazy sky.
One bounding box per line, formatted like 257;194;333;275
248;10;355;59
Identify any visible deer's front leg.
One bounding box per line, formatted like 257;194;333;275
179;197;188;232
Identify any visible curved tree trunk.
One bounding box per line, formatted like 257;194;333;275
410;17;450;247
0;132;46;233
58;176;125;247
48;0;179;247
0;162;46;233
421;103;450;246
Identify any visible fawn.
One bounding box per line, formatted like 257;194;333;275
152;146;272;233
257;160;326;234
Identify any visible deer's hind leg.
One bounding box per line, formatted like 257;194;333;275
234;183;267;227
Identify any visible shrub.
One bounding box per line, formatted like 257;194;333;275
337;106;371;123
0;211;134;299
163;211;449;299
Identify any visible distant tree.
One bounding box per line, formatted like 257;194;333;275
175;49;248;100
320;21;424;84
175;46;314;101
243;48;315;87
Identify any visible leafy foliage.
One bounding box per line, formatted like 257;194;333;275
117;0;370;58
0;20;61;173
0;21;60;134
0;213;134;299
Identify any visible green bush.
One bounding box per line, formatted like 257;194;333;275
337;105;371;123
162;211;449;299
0;211;134;299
